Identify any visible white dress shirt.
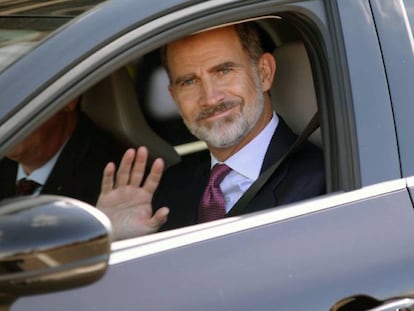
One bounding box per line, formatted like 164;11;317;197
210;112;279;213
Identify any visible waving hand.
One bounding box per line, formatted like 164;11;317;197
97;146;169;240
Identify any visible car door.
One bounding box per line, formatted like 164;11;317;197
9;179;414;311
3;0;414;310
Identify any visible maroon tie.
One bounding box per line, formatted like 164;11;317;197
16;178;41;196
198;164;232;223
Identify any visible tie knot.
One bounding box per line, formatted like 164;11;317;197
209;164;232;187
16;178;41;196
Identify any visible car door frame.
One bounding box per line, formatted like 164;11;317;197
369;0;414;178
0;0;401;196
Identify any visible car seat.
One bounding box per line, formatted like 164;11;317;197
80;67;181;167
271;40;321;147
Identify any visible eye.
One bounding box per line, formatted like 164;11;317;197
180;78;196;87
218;66;232;75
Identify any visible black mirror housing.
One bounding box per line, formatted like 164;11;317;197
0;195;112;300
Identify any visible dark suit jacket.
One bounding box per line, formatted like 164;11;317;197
0;113;127;206
153;118;326;230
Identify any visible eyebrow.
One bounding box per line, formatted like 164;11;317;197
173;73;195;86
210;61;238;73
172;61;240;86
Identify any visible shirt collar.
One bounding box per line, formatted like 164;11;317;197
17;141;67;184
211;112;278;180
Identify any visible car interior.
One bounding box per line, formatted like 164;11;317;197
80;67;181;168
80;16;322;172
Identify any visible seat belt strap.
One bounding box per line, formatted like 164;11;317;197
226;110;320;218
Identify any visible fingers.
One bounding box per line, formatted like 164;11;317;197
102;146;164;194
150;207;169;229
101;162;115;194
129;146;148;186
115;147;154;188
115;148;136;187
143;157;164;194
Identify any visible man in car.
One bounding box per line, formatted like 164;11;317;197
97;22;325;240
0;97;127;205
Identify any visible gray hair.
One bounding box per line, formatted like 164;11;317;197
160;22;265;83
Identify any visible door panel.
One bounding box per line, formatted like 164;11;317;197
12;182;414;311
334;0;400;186
370;0;414;177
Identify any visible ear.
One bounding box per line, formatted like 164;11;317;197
168;84;177;102
258;52;276;92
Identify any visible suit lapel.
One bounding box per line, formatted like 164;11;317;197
41;147;76;196
42;115;90;196
183;156;210;224
261;118;297;172
245;118;297;212
159;151;210;230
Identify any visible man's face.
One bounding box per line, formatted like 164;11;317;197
6;98;79;172
6;114;63;165
167;26;270;149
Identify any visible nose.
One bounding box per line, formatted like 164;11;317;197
199;76;224;106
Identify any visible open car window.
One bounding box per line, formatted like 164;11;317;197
1;10;329;221
0;13;329;241
0;3;342;244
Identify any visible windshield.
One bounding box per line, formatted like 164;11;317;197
0;0;106;72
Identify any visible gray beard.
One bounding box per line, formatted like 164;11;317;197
184;75;265;148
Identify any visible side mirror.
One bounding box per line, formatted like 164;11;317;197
0;195;112;309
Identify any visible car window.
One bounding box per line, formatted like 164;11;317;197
0;13;329;241
0;0;106;72
85;16;327;237
8;0;390;243
0;17;70;72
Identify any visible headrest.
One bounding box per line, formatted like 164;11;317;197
80;67;181;167
271;41;321;147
